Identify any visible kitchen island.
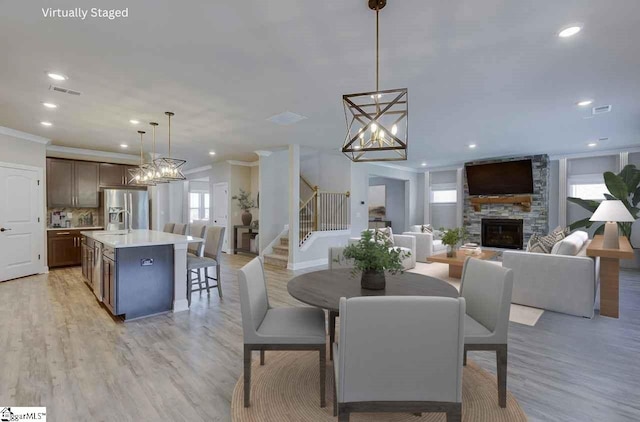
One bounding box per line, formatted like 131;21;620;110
81;229;203;320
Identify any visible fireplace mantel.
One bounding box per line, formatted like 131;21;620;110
469;195;532;212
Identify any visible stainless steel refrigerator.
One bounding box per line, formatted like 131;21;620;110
104;189;149;231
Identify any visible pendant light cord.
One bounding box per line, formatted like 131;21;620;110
168;114;172;159
376;7;379;92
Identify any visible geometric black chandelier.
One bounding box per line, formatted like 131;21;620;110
342;0;408;162
152;111;186;181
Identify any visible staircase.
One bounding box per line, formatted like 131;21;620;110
263;235;289;269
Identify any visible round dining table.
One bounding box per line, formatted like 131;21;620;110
287;268;459;312
288;268;459;359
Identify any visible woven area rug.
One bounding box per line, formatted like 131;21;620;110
231;350;527;422
408;262;544;327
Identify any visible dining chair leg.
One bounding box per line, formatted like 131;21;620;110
446;403;462;422
186;270;192;306
244;345;252;407
260;350;265;365
463;348;467;366
216;264;223;298
338;408;349;422
333;374;338;416
329;311;337;361
204;267;211;294
319;346;326;408
497;344;508;408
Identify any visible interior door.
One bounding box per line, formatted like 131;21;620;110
212;182;228;251
0;164;42;281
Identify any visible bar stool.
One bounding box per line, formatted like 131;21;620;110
163;223;175;233
173;223;187;235
186;226;225;304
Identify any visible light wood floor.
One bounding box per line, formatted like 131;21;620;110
0;254;639;421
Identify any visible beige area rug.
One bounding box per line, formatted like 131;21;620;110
408;262;544;327
232;350;527;422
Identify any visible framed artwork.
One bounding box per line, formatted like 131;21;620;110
368;185;386;219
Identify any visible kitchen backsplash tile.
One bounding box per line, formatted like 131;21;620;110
48;207;103;228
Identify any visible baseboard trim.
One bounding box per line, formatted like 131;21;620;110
287;258;328;271
172;299;189;313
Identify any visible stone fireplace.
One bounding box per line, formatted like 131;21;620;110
463;154;549;248
482;218;524;249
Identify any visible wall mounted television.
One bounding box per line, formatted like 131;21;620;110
465;159;534;196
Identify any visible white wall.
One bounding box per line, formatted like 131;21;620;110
368;176;406;233
300;150;351;192
259;150;289;253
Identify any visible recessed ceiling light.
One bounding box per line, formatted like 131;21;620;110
588;142;597;147
576;99;593;107
558;26;582;38
46;72;67;81
120;144;128;149
42;102;58;109
40;121;52;126
421;162;427;167
209;151;216;156
468;144;477;149
129;119;140;125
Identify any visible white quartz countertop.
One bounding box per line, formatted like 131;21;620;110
48;226;104;231
80;229;203;249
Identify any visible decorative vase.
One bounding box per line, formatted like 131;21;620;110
242;210;253;226
361;270;386;290
446;245;456;258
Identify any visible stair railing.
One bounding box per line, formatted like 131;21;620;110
299;186;350;246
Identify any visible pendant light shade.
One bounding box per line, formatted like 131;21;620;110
128;130;156;186
341;0;409;162
152;111;186;181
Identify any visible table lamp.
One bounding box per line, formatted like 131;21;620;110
590;200;635;249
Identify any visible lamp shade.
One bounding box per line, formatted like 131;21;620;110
590;200;635;222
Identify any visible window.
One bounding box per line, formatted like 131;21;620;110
189;192;210;223
431;189;457;204
569;183;608;200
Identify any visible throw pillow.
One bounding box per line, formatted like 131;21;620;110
374;227;394;245
551;226;570;243
421;224;433;234
526;232;557;254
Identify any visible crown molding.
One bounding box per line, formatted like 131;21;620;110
549;145;640;160
0;126;51;145
227;160;259;167
254;150;273;157
46;145;138;161
183;165;213;175
367;162;420;173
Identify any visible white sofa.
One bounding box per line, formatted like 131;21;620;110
501;231;600;318
349;229;416;270
402;225;447;263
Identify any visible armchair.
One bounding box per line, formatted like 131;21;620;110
348;229;416;270
402;225;447;262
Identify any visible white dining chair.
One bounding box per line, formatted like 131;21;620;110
460;257;514;408
333;296;465;421
162;223;175;233
172;223;187;235
238;257;327;408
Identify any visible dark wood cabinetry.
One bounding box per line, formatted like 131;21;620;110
46;158;100;208
47;230;82;267
99;163;137;187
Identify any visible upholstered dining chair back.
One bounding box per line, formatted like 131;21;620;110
460;257;513;343
336;296;465;404
203;226;225;260
328;247;354;270
238;257;270;344
188;224;207;255
172;223;187;235
163;223;175;233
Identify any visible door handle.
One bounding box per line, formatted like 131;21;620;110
56;232;71;235
0;227;11;232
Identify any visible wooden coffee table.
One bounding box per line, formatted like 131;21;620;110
427;250;499;278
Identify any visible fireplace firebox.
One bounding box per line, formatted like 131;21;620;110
481;219;524;249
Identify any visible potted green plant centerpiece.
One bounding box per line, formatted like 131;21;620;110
440;227;467;257
232;189;257;226
340;230;409;290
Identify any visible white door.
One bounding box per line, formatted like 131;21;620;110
0;164;43;281
212;182;229;251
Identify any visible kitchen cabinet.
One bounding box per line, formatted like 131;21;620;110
81;240;94;285
46;158;99;208
99;163;137;187
47;230;82;268
102;247;116;314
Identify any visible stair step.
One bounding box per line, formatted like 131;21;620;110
280;236;289;246
272;245;289;256
264;253;288;269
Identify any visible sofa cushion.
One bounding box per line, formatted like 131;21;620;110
433;240;447;253
552;231;589;256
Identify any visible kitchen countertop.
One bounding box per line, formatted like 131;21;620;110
48;226;104;231
80;229;203;249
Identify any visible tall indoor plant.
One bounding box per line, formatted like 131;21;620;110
568;164;639;240
340;230;409;290
232;189;257;226
440;227;468;257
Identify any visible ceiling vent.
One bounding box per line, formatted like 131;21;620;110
266;111;307;126
50;85;81;96
592;105;611;115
